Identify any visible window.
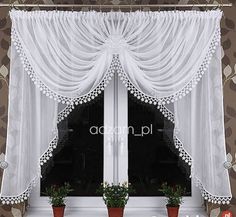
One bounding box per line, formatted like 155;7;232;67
40;94;104;196
30;76;202;209
128;92;191;197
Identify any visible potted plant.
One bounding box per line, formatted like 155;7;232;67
159;182;185;217
97;182;135;217
45;182;73;217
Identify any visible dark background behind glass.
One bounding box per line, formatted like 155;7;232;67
40;91;191;197
128;93;191;196
41;94;104;196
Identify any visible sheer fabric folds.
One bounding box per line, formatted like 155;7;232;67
0;9;231;204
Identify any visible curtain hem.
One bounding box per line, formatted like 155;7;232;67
12;22;220;114
0;134;231;205
0;172;40;204
174;135;232;205
117;24;221;108
11;28;116;106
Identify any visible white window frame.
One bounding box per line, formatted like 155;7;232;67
28;76;204;214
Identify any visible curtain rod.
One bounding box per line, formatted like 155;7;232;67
0;3;233;8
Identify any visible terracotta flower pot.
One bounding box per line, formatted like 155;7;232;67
52;205;65;217
166;205;179;217
107;207;124;217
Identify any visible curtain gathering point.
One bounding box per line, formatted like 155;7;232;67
0;161;8;170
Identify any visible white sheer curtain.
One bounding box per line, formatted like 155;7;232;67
167;46;231;204
0;9;231;205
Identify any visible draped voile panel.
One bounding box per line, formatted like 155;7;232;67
0;10;232;205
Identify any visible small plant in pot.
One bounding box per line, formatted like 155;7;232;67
97;182;135;217
159;182;185;217
45;182;73;217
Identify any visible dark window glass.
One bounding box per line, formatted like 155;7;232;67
41;94;104;196
128;93;191;196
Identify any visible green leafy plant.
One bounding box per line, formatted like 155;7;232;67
159;182;185;207
45;183;73;207
97;182;135;208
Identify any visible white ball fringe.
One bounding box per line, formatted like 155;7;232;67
6;24;225;205
117;25;221;121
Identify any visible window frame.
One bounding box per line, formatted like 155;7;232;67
29;76;203;209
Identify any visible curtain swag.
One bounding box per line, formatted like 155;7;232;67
0;9;232;205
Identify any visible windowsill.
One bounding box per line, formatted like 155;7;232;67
25;207;207;217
